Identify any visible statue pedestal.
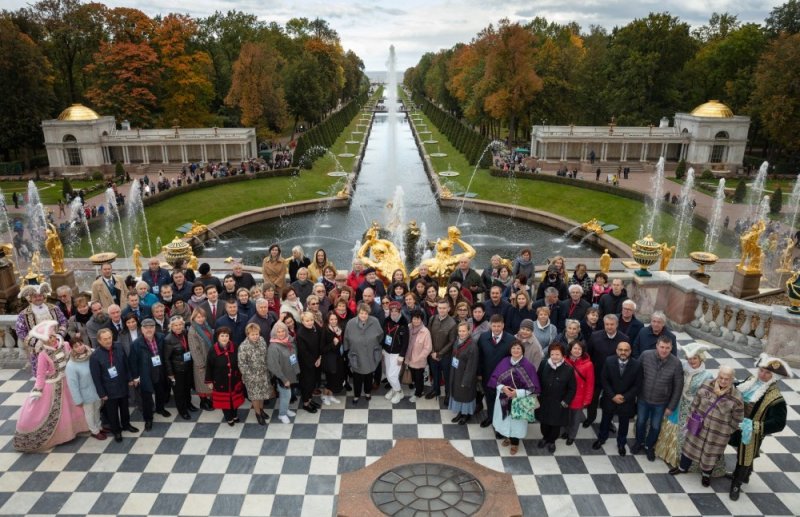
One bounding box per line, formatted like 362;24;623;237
690;271;710;285
730;269;762;299
0;261;19;313
49;270;77;296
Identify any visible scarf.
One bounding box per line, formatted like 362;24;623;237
495;358;539;419
70;347;91;362
712;378;733;397
548;358;564;370
191;321;213;349
73;310;92;325
738;376;777;404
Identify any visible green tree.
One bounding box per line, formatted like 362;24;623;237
0;18;54;165
284;55;326;132
61;177;73;199
675;159;686;179
766;0;800;36
733;180;747;202
771;187;784;214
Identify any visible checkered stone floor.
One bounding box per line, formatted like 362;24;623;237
0;331;799;516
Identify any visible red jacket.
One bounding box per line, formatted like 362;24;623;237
566;354;594;409
347;271;365;293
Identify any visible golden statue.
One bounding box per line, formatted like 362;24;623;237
439;185;453;199
581;218;605;235
0;243;18;277
184;220;209;239
738;220;766;274
410;226;476;286
132;244;143;277
44;223;66;274
786;270;800;314
659;243;675;271
188;253;198;271
357;224;407;285
599;249;612;274
31;250;42;278
778;237;795;272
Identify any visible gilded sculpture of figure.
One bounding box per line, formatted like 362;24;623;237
184;220;208;239
357;225;407;285
188;254;198;271
132;244;142;277
786;270;800;314
599;249;612;274
31;251;42;278
778;237;795;272
44;224;65;274
659;243;675;271
738;220;766;274
410;226;476;286
581;218;605;235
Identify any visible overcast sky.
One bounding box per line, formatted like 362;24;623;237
2;0;779;70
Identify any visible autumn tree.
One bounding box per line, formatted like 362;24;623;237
154;14;215;127
84;7;158;127
750;33;800;156
0;19;54;163
225;41;287;138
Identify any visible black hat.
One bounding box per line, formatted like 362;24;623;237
363;267;377;275
755;353;793;378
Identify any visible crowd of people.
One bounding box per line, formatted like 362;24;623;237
12;246;791;501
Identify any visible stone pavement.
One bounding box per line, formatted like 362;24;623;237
0;331;798;516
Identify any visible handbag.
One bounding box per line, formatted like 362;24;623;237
400;364;413;385
509;369;539;423
686;395;723;436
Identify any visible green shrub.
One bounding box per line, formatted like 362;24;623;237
770;187;783;214
91;171;104;181
61;178;73;200
114;161;125;177
675;159;686;179
701;169;715;180
733;180;747;203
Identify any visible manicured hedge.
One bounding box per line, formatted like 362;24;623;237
293;91;369;168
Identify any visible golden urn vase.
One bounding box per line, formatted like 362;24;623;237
631;235;662;277
162;237;193;267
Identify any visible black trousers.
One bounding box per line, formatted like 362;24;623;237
483;381;496;419
173;370;192;414
586;386;601;425
299;368;317;402
540;423;561;444
223;408;237;421
140;383;166;423
352;372;373;398
103;397;131;433
409;367;425;397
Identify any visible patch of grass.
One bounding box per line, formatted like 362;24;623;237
0;180;103;205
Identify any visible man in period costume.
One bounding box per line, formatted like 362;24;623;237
16;283;67;376
727;353;791;501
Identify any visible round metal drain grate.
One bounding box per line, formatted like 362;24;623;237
370;463;485;516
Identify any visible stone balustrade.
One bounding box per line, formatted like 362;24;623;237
0;314;26;369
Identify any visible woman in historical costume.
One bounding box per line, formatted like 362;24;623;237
448;322;479;425
14;320;89;452
563;340;593;446
669;366;744;488
238;323;275;425
654;343;715;470
187;309;214;411
535;342;576;454
727;353;791;501
205;327;245;426
488;340;541;455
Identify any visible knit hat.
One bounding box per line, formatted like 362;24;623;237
388;301;402;311
520;319;534;331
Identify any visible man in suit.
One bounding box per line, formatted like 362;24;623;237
91;262;127;309
584;314;629;428
592;341;642;456
558;284;590;332
532;287;562;328
215;299;247;345
106;304;125;342
122;292;151;322
198;285;225;329
129;319;171;431
477;315;514;428
142;258;171;294
150;303;168;335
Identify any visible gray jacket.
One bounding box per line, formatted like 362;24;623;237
639;349;684;410
267;340;300;384
344;316;384;374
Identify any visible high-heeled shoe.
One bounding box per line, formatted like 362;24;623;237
259;409;269;419
256;412;265;426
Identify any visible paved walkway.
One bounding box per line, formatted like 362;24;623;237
0;331;798;516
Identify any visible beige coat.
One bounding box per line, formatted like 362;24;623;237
262;258;288;290
90;275;128;309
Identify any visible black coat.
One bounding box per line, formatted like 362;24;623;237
296;323;322;370
557;298;590;332
383;315;410;356
600;356;642;417
164;331;192;376
476;331;514;381
597;289;628;318
536;360;577;427
129;334;166;393
531;299;561;328
215;313;248;346
89;344;131;400
587;330;629;388
449;338;479;403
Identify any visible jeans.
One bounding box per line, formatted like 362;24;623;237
428;355;451;397
276;383;291;417
636;400;667;449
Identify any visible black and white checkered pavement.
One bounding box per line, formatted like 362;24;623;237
0;331;798;516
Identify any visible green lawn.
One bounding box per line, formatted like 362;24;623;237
403;91;723;257
0;180;104;205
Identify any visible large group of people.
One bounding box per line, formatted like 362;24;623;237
11;247;791;500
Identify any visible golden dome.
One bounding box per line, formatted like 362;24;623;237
57;104;100;121
690;100;734;118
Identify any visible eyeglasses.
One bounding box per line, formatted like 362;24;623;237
309;302;319;306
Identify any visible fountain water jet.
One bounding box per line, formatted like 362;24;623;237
25;181;48;254
640;157;666;238
703;179;726;254
104;188;129;268
126;180;153;256
672;167;695;262
788;174;800;231
68;197;95;258
455;140;506;227
747;161;769;220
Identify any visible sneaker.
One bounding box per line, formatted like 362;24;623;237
409;395;418;403
322;395;331;406
391;391;403;404
328;396;341;404
286;409;297;417
279;415;291;424
384;389;394;400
